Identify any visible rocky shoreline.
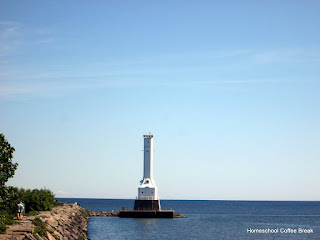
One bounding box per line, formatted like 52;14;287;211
1;204;186;239
0;203;89;240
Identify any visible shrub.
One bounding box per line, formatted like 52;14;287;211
1;134;55;232
24;210;40;216
0;134;18;213
0;214;7;234
80;208;89;218
7;187;55;215
54;200;63;207
32;217;48;237
33;226;47;237
32;217;46;228
0;212;19;234
27;188;55;212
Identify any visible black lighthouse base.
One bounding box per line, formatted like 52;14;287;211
117;199;178;218
134;199;161;210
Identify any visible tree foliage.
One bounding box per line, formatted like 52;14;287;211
0;134;18;211
0;134;56;234
0;134;17;186
1;187;56;234
6;187;55;214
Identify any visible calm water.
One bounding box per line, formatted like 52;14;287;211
57;198;320;239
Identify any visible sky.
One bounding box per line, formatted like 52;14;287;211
1;0;319;200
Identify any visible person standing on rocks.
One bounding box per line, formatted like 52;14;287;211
16;200;25;220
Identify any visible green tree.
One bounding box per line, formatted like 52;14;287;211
0;134;18;211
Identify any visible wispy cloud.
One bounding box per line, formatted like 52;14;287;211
0;21;23;57
0;45;319;100
0;21;55;59
0;78;126;99
36;37;54;44
251;48;320;64
0;85;33;97
34;27;55;44
0;75;298;100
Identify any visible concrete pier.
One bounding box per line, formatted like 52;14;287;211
89;210;186;218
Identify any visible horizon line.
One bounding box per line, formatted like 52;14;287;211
54;197;320;202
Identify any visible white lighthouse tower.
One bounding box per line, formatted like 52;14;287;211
134;134;161;210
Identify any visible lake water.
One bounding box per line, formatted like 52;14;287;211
57;198;320;239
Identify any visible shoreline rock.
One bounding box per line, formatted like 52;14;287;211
0;203;89;240
1;204;186;239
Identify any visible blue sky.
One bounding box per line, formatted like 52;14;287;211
1;1;319;200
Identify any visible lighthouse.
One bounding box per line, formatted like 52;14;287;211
134;134;161;210
118;134;181;218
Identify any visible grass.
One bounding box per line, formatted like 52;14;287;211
32;218;46;228
80;208;89;218
0;212;20;234
25;210;40;216
79;234;88;240
32;217;48;237
33;226;47;237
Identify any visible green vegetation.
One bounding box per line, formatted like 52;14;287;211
0;215;7;234
78;234;87;240
32;217;55;237
0;133;18;233
24;210;40;217
32;217;48;237
0;212;20;234
33;226;47;237
80;208;89;218
7;187;55;214
0;133;18;212
0;133;56;234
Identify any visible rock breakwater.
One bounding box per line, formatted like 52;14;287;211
0;203;89;240
89;211;119;217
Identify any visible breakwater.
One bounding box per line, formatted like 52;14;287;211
89;210;119;217
0;203;89;240
1;203;186;239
